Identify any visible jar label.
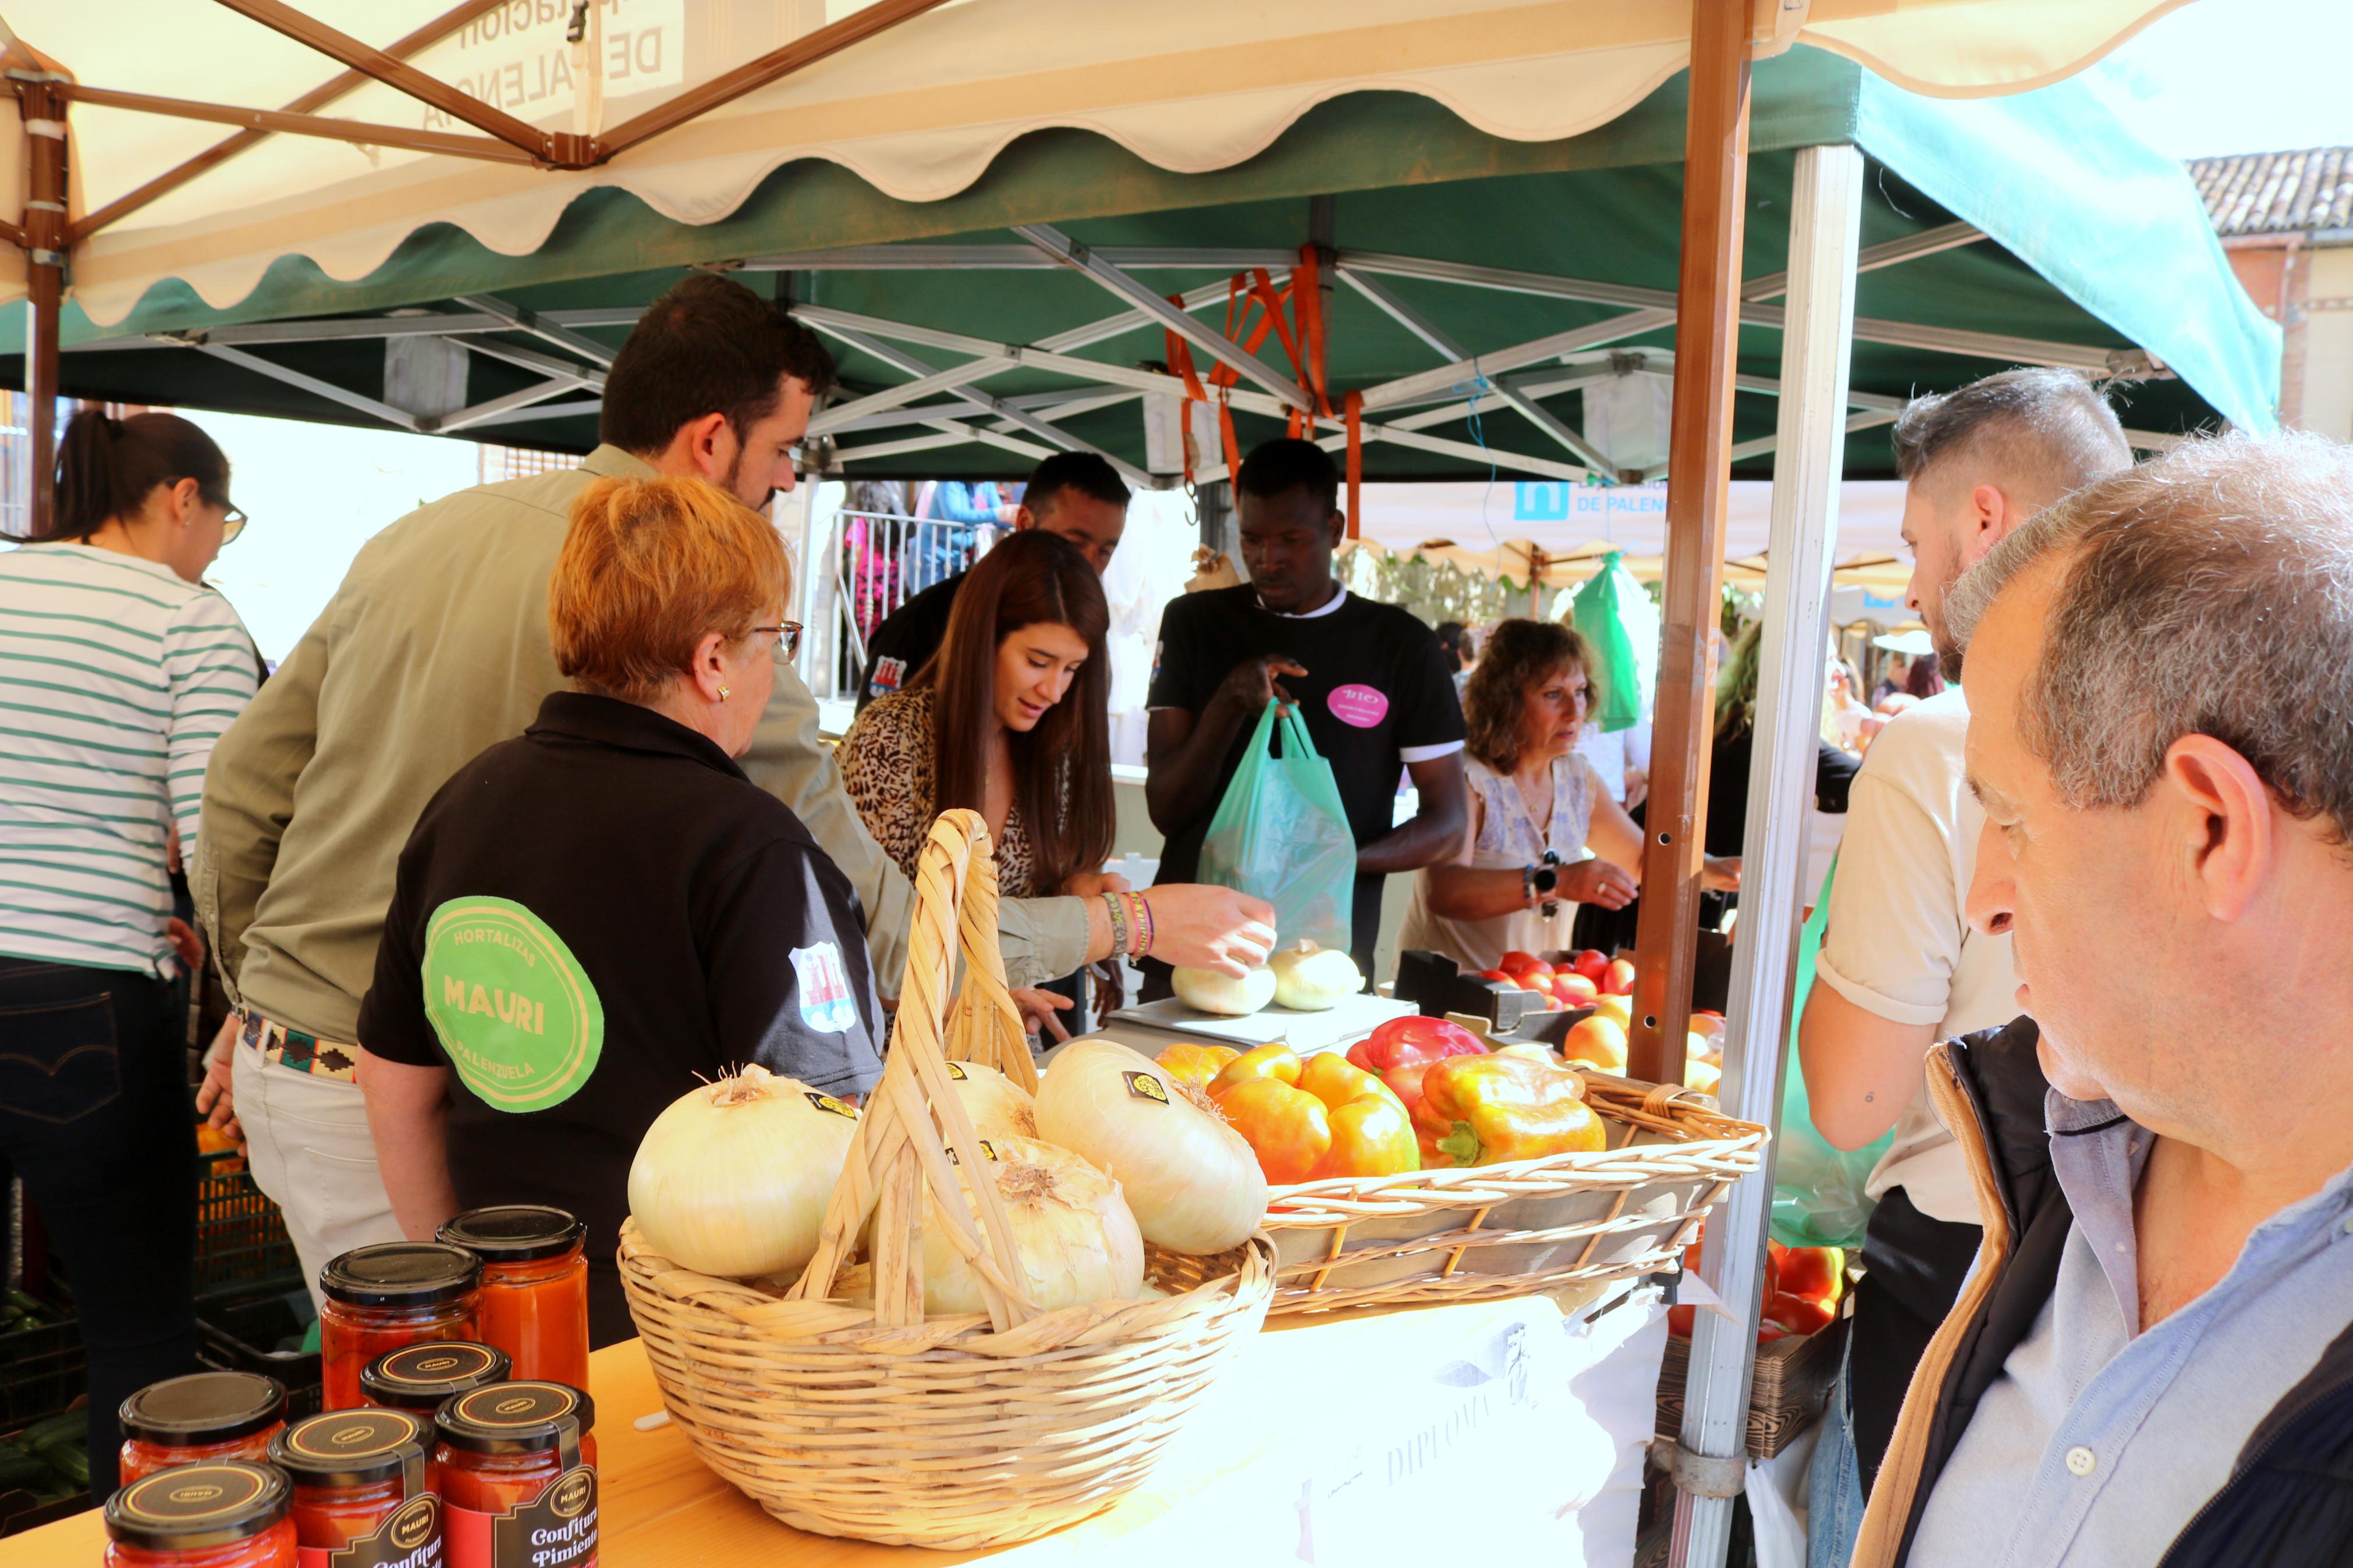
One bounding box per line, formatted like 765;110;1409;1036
422;898;605;1114
309;1494;442;1568
446;1467;597;1568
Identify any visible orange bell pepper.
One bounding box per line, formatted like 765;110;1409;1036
1156;1043;1241;1092
1210;1042;1303;1095
1213;1077;1331;1184
1296;1051;1402;1113
1413;1054;1605;1166
1316;1094;1418;1179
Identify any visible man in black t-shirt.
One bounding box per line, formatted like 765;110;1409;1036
856;451;1132;710
1144;439;1468;987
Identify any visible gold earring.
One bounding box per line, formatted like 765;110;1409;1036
718;685;732;702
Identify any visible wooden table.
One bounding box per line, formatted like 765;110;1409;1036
15;1289;1663;1566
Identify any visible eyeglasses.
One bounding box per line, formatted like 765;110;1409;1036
753;623;804;662
203;492;246;546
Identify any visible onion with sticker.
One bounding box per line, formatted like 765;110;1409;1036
627;1065;861;1278
1035;1039;1265;1254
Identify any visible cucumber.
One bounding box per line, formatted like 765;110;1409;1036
0;1447;49;1490
2;1289;44;1315
45;1443;87;1489
16;1413;86;1453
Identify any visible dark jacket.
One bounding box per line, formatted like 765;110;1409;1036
1858;1016;2353;1568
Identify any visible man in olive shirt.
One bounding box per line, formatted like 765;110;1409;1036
196;275;1274;1300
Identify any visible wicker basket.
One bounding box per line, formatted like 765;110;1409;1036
619;810;1275;1550
1258;1076;1765;1315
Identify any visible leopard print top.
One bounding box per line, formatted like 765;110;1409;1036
837;686;1041;897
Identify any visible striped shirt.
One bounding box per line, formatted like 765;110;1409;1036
0;542;258;976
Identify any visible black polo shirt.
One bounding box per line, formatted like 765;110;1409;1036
1145;585;1465;966
359;693;883;1343
857;570;964;711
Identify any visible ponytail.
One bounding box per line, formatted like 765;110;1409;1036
51;409;232;542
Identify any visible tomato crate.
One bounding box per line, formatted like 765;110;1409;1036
194;1149;301;1299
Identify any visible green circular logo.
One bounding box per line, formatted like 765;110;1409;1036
420;897;603;1112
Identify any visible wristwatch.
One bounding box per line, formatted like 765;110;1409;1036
1522;851;1561;915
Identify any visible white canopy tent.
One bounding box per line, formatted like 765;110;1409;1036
0;6;2237;1563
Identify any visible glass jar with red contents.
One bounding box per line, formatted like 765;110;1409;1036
435;1208;590;1390
119;1372;289;1484
320;1243;482;1410
361;1341;511;1414
267;1409;439;1568
433;1382;597;1568
104;1459;296;1568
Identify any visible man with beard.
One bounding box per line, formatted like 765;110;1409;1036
1794;368;2130;1564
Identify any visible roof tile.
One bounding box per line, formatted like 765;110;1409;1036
2189;148;2353;236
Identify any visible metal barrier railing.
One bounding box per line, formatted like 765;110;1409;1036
812;510;999;701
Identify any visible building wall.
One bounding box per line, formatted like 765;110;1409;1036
2305;245;2353;443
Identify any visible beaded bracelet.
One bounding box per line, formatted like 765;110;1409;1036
1101;891;1130;958
1130;892;1155;958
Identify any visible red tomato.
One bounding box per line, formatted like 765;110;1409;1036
1775;1245;1845;1304
1551;973;1599;1006
1545;995;1566;1011
1763;1292;1835;1336
1570;950;1610;982
1499;951;1550;976
1756;1319;1792;1345
1603;958;1638;995
1478;969;1513;984
1667;1304;1696;1338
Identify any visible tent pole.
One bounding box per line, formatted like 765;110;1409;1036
1665;140;1864;1568
19;76;67;538
1626;0;1751;1089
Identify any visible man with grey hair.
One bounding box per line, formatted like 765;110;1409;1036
1855;431;2353;1567
1798;368;2132;1559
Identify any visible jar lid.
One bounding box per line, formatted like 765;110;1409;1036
362;1341;512;1410
434;1381;594;1457
436;1206;587;1262
321;1242;482;1307
268;1409;433;1489
105;1460;290;1552
119;1371;287;1446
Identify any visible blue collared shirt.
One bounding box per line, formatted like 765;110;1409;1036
1908;1090;2353;1566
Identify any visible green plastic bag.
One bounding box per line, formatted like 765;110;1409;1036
1770;852;1895;1250
1196;703;1357;952
1566;550;1660;734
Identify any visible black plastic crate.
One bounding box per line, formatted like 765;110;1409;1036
0;1305;84;1431
194;1149;301;1297
196;1282;321;1420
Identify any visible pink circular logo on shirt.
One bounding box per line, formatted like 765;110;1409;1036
1327;684;1390;728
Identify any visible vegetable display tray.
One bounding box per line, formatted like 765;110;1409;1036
1260;1075;1765;1315
194;1149;300;1297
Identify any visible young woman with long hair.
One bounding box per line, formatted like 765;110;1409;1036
840;530;1130;1035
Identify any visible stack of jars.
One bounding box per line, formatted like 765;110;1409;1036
102;1207;599;1568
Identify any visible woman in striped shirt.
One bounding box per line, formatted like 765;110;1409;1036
0;409;257;1497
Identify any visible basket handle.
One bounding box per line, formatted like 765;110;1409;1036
941;819;1036;1093
789;811;1037;1330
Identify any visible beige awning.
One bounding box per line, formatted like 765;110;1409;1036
3;0;2192;327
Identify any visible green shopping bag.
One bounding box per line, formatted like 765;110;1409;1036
1567;550;1660;734
1770;852;1894;1249
1195;703;1357;953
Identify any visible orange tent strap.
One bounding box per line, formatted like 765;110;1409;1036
1344;390;1364;539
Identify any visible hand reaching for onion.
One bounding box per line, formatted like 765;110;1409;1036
1133;886;1277;977
1010;987;1076;1042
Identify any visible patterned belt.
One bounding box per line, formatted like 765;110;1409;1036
238;1010;359;1083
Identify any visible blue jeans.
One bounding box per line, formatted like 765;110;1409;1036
1808;1338;1868;1568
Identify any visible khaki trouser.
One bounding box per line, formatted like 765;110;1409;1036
232;1037;402;1313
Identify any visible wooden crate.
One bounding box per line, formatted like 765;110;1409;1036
1654;1314;1847;1459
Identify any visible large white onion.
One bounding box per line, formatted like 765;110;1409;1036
914;1136;1145;1315
627;1066;858;1278
943;1059;1037;1142
1035;1039;1266;1254
1269;944;1363;1011
1170;963;1276;1016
